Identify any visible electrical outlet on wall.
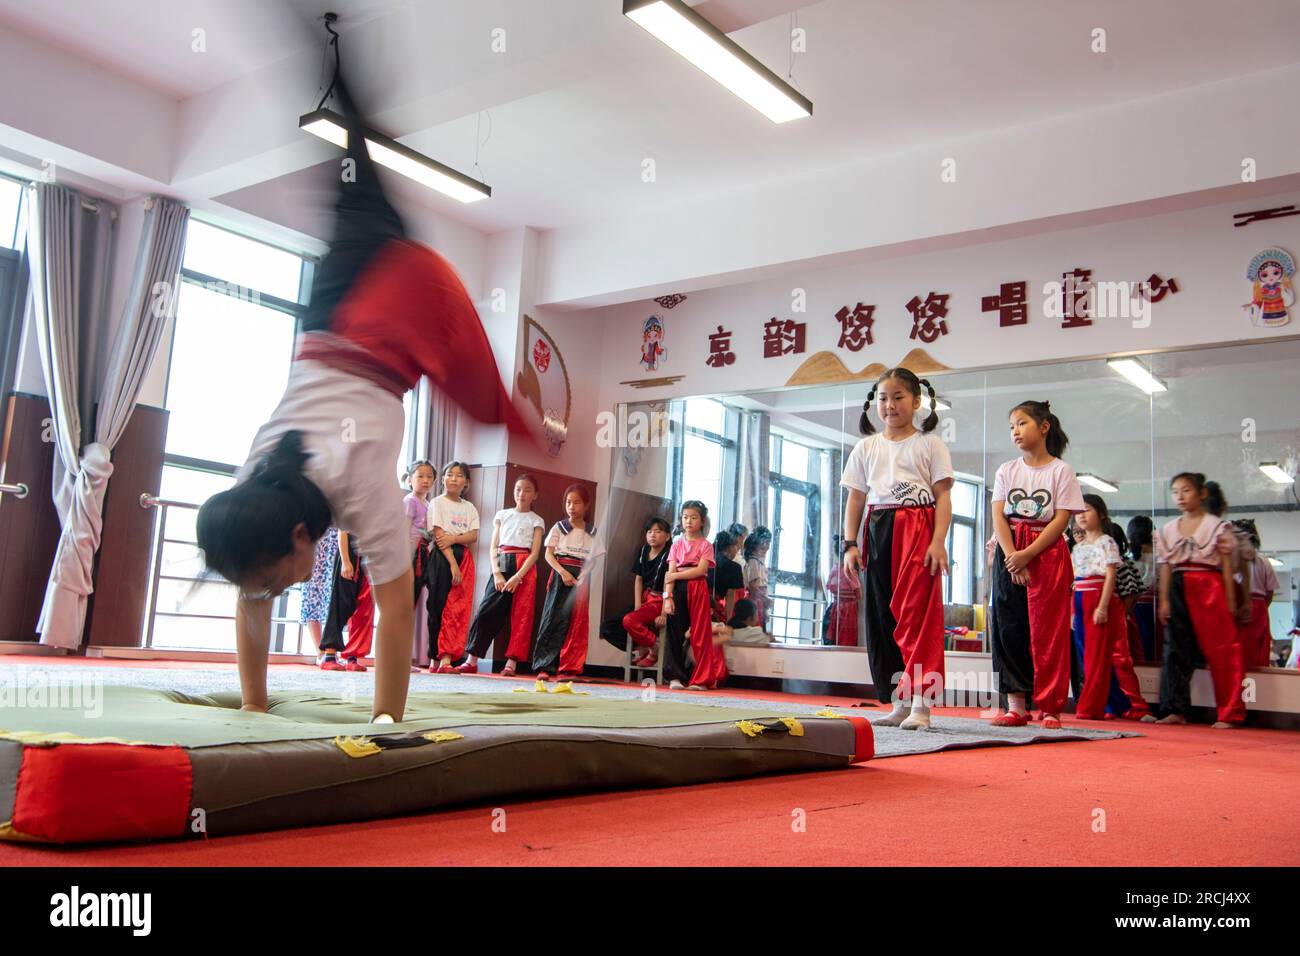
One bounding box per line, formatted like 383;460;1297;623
772;657;784;674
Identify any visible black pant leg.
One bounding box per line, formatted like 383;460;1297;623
424;547;456;660
466;553;519;658
990;545;1035;699
532;571;576;674
863;509;907;703
1159;572;1197;718
662;580;693;684
322;538;361;653
599;608;635;652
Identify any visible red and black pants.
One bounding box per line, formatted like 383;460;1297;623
465;547;538;663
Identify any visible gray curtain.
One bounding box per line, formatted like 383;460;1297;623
27;183;189;647
736;409;771;532
427;382;459;472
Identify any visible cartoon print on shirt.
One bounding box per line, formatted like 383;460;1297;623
1007;488;1052;520
890;480;934;507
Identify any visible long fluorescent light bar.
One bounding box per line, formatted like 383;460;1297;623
1077;473;1119;493
1107;358;1167;394
1259;462;1295;484
299;108;491;204
1267;556;1284;568
623;0;812;123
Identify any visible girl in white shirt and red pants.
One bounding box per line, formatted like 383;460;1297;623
841;367;954;730
989;400;1085;730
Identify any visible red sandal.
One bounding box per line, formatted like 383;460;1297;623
990;710;1030;727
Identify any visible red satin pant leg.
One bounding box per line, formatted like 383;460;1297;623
1184;570;1247;724
1112;609;1150;715
1018;527;1073;716
437;549;476;661
557;577;591;675
889;507;945;703
504;564;537;662
341;573;374;659
623;593;665;648
1074;588;1116;718
1237;596;1272;668
687;576;727;687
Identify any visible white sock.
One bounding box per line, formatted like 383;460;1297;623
900;697;931;730
1007;693;1028;715
872;700;910;727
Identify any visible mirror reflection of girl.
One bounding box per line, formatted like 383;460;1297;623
842;367;954;729
403;461;435;672
711;598;769;647
424;462;479;673
462;474;546;677
1069;496;1127;721
1155;474;1245;728
532;484;603;680
299;527;339;665
712;529;746;623
1232;520;1280;668
988;400;1085;730
1125;515;1158;661
742;528;772;627
664;501;726;691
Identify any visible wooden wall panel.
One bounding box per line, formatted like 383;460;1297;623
600;487;675;624
84;404;168;648
0;393;60;642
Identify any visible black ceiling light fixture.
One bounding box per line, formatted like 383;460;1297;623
298;12;491;203
623;0;812;123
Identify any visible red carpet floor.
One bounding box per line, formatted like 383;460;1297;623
2;657;1297;866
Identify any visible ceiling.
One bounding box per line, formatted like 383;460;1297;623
3;0;1299;237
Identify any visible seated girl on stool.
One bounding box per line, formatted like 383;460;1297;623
610;516;673;668
532;484;603;680
462;474;546;676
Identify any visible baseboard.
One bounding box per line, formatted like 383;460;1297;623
0;641;69;656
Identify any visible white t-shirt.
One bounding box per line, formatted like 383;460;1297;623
237;360;409;586
494;508;545;549
840;432;954;506
992;457;1085;522
428;495;480;537
1072;534;1121;579
546;520;604;563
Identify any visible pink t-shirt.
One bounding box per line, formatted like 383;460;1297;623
670;536;715;569
992;457;1085;522
1155;514;1234;567
1247;555;1281;597
403;493;428;553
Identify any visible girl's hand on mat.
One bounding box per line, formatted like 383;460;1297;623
240;703;268;714
924;543;949;576
843;546;863;575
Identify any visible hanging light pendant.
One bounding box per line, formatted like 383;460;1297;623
623;0;812;123
299;13;490;203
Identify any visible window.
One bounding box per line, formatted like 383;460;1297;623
670;398;737;532
144;219;313;653
766;433;822;642
944;475;982;606
0;176;22;250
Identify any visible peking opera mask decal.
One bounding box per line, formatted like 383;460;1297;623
516;314;571;457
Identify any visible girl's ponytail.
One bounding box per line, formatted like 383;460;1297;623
919;377;939;433
859;384;879;436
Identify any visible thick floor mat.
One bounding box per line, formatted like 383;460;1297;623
0;685;872;844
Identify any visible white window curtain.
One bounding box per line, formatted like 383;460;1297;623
27;183;190;648
735;409;770;532
426;382;459;472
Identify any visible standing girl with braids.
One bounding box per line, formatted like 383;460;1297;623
1156;474;1246;727
988;400;1085;729
842;367;954;729
403;460;436;669
663;500;726;690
